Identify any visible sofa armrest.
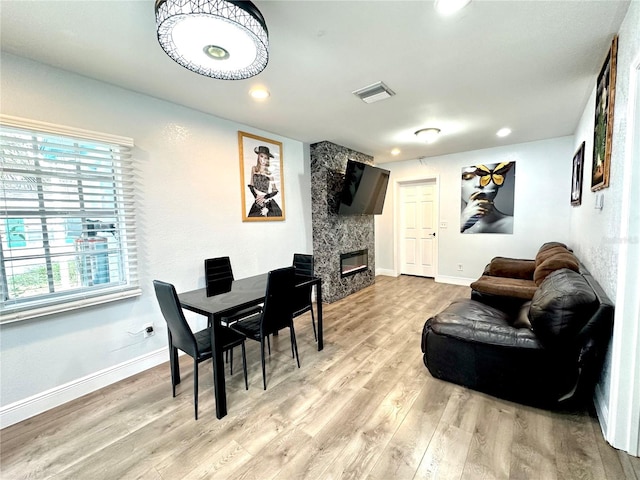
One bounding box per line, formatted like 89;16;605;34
424;299;541;349
470;275;538;300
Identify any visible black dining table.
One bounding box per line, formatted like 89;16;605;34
178;272;323;419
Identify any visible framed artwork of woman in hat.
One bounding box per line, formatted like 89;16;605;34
238;131;285;221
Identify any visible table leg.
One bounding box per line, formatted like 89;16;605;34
316;281;323;351
210;314;227;419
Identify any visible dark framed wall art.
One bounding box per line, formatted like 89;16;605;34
571;141;585;206
591;35;618;191
238;131;285;222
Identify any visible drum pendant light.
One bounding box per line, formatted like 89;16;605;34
155;0;269;80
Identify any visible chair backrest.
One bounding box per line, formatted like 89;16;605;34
153;280;198;358
292;254;314;312
261;266;297;335
205;257;234;285
293;253;314;277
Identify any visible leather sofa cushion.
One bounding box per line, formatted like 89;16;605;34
488;257;536;280
512;301;533;329
470;275;538;300
533;251;580;286
426;298;541;349
538;241;568;254
535;245;570;267
529;269;598;348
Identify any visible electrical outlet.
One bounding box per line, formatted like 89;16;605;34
143;323;154;338
457;263;463;271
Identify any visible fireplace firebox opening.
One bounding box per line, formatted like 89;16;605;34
340;249;368;278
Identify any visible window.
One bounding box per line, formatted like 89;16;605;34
0;115;140;323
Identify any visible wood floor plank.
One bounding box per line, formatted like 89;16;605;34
460;396;515;480
366;377;452;480
589;412;629;480
326;360;430;480
510;406;558;480
413;421;473;480
554;408;608;480
1;275;636;480
227;427;313;480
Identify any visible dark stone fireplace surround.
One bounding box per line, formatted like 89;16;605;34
311;141;375;303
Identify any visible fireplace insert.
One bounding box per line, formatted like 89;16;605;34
340;249;368;278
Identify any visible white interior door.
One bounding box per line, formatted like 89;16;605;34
399;181;437;277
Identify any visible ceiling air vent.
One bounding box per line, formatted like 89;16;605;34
352;81;395;104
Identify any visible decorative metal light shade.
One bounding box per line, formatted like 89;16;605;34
155;0;269;80
415;128;441;144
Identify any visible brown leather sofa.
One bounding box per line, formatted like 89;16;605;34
421;260;614;407
470;242;579;302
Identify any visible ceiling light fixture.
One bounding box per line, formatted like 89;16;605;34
391;148;401;156
497;127;512;137
434;0;472;16
249;87;270;100
155;0;269;80
415;128;441;144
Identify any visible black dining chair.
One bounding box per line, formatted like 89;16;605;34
205;257;263;326
231;266;300;390
153;279;248;420
292;253;317;341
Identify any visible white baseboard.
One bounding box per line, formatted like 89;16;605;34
593;381;609;439
375;268;398;277
435;275;473;286
376;270;473;287
0;348;167;429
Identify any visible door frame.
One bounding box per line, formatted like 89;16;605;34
393;175;440;277
602;51;640;457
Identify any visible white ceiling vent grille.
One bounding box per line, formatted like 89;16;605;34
352;81;395;104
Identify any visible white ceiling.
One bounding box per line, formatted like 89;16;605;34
0;0;630;164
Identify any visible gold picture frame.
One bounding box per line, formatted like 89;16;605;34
239;131;285;221
591;35;618;191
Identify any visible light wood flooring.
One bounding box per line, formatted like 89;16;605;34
1;275;639;479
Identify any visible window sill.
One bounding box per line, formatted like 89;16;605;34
0;288;142;324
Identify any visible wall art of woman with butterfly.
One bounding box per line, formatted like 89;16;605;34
460;162;515;234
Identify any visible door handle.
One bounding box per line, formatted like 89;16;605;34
430;232;436;237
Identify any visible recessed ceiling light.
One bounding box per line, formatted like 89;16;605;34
415;128;441;144
434;0;472;16
391;148;401;156
249;87;270;100
497;128;511;137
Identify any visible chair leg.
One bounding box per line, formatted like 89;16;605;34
241;342;248;390
290;324;300;369
229;347;234;376
260;337;267;390
311;308;317;342
193;359;199;420
169;343;180;398
267;335;271;355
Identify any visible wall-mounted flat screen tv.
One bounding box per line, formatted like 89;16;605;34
338;160;390;215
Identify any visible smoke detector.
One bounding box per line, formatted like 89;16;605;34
352;81;395;104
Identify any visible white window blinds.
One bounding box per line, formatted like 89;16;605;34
0;115;140;323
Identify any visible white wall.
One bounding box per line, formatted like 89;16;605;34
375;137;574;282
570;1;640;455
0;54;312;421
